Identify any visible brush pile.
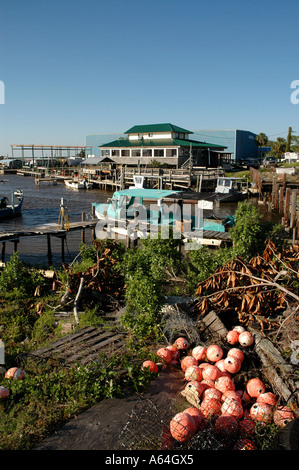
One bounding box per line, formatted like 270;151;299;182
195;240;299;333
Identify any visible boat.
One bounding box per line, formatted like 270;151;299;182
92;188;234;238
65;179;92;189
215;177;249;203
0;190;24;219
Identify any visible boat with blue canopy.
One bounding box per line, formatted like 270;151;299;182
92;187;234;234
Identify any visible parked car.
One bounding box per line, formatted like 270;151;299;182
238;158;260;169
263;156;278;167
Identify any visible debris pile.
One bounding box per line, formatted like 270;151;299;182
195;240;299;332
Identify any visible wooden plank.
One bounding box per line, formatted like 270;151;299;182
30;326;99;357
55;331;119;360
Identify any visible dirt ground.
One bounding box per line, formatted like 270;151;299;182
34;367;184;451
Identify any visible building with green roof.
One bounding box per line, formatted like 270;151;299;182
95;123;230;168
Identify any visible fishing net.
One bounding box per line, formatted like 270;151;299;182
118;390;252;451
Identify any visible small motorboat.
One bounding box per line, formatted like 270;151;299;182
65;179;93;189
65;179;86;189
0;190;24;219
215;177;249;203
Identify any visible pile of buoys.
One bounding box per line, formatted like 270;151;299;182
142;330;297;450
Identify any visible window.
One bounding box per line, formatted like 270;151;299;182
154;149;164;157
121;149;130;157
166;148;177;157
142;149;152;157
132;149;141;157
112;149;119;156
138;134;143;140
148;133;153;138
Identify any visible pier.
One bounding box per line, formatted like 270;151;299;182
0;218;98;264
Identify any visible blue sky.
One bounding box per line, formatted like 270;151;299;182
0;0;298;155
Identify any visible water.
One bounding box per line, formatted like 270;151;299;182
0;175;278;268
0;174;114;267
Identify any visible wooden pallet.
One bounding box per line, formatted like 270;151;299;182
29;326;127;367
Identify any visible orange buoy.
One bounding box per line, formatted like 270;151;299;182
233;325;246;333
246;378;265;398
215;359;226;373
256;392;277;407
184;365;203;382
273;406;295;427
215;375;235;394
200;378;215;390
226;330;239;345
221;390;241;404
200;398;221;419
203;387;222;402
169;412;196;442
142;360;159;373
238;419;255;437
156;347;173;364
227;348;244;363
184;380;205;400
183;407;204;430
206;345;223;362
181;355;198;372
215;415;239;438
202;364;222;381
192;345;207;362
174;337;189;350
224;356;241;374
250;402;273;424
167;345;180;360
221;397;243;420
239;331;254;347
5;367;25;380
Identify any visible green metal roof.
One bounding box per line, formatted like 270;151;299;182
100;138;226;149
124;123;193;134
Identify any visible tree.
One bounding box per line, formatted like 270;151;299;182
255;132;268;148
270;137;287;160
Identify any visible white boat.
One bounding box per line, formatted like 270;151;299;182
65;180;86;189
215;177;249;203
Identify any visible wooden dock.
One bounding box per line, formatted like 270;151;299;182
0;218;98;263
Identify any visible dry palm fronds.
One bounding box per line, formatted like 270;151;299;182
195;240;299;331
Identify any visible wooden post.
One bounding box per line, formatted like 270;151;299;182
279;186;284;215
81;212;85;244
91;205;96;240
284;188;291;225
47;234;52;264
1;242;5;262
61;235;65;262
290;190;297;229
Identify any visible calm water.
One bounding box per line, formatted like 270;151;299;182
0;174;278;267
0;174;113;266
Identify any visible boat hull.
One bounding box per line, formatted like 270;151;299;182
0;192;23;219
